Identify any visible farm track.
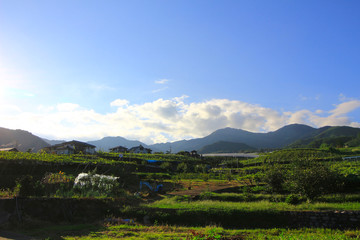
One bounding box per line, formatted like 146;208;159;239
167;181;242;196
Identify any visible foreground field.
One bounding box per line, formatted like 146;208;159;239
18;223;360;240
1;148;360;239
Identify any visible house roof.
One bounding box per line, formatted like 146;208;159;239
55;145;75;151
129;145;145;150
0;147;19;152
53;140;96;148
109;145;128;150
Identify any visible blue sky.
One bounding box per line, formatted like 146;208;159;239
0;0;359;143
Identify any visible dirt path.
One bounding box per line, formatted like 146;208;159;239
167;180;242;196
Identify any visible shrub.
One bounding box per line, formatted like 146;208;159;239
177;162;189;173
174;195;192;202
160;162;172;172
15;175;35;197
285;194;301;205
201;173;209;182
262;164;286;193
195;164;209;173
42;171;74;196
199;192;213;200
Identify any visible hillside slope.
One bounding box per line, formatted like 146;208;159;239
198;141;256;154
289;126;360;148
0;127;50;152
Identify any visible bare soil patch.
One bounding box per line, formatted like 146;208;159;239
168;180;242;196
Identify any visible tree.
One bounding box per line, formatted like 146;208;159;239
262;164;286;193
177;162;190;173
286;160;339;201
160;162;172;172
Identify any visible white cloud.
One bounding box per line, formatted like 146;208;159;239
110;99;129;107
0;104;22;114
286;100;360;128
152;87;169;93
0;97;359;144
155;79;170;84
299;94;320;102
153;79;171;93
330;100;360;117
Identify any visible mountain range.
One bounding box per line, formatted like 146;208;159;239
0;124;359;153
87;137;153;152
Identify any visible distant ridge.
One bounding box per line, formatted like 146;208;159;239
150;124;316;152
289;126;360;148
1;124;359;153
42;139;66;146
87;136;154;151
150;124;360;153
0;127;50;152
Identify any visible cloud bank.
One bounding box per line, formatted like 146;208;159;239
0;97;359;144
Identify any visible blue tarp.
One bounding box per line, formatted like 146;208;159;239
146;160;162;163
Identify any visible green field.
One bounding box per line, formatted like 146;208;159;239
1;148;360;239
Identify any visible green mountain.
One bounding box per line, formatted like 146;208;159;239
151;124;317;152
151;124;360;153
2;124;359;154
198;141;256;154
289;126;360;148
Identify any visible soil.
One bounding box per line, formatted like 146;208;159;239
167;180;242;196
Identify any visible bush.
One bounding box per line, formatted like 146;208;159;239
42;171;74;196
15;175;35;197
199;192;213;200
177;162;189;173
174;195;192;202
160;162;172;172
262;164;286;193
285;194;301;205
194;164;209;173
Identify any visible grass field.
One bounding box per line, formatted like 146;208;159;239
19;223;360;239
148;197;360;211
1;148;360;239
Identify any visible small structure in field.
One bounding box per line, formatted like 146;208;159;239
342;156;360;161
0;147;19;152
129;145;152;154
42;140;96;155
109;146;128;153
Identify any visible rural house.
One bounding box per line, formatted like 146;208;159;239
109;146;128;153
43;140;96;155
0;147;19;152
129;145;152;154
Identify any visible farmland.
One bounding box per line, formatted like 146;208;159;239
1;147;360;239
